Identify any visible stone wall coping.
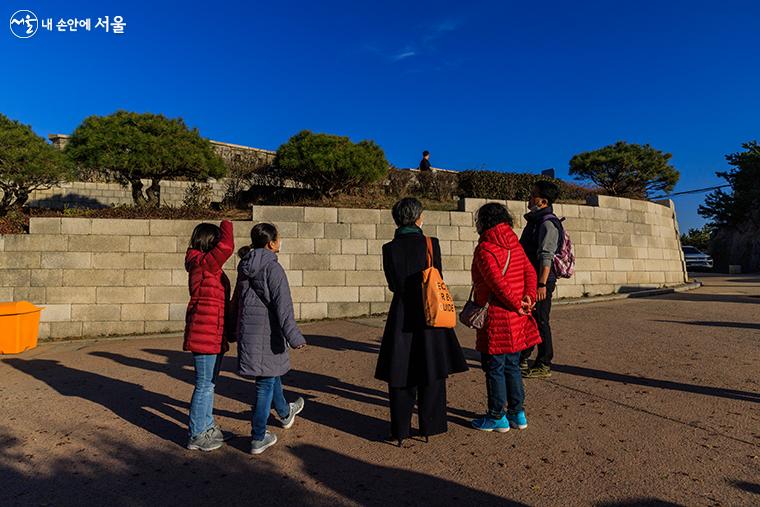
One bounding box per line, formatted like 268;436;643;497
208;139;275;155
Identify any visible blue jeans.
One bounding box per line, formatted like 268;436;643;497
481;352;524;419
252;376;290;441
189;353;223;438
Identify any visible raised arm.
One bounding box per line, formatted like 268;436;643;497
474;244;521;312
196;220;235;271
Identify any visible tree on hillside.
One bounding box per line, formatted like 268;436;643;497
274;130;388;197
699;141;760;227
569;141;679;198
0;113;73;215
65;111;226;206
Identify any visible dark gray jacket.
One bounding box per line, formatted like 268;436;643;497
235;248;305;378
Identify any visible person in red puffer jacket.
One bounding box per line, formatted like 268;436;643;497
183;219;234;452
470;203;541;434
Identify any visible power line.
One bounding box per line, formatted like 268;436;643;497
652;184;731;200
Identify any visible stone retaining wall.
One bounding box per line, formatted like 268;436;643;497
0;196;687;339
28;137;276;208
27;179;230;209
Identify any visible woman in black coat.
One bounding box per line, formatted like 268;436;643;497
375;197;468;446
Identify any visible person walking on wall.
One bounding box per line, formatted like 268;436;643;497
375;197;468;446
519;180;563;379
419;150;432;171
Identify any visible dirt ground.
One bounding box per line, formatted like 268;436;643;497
1;274;758;506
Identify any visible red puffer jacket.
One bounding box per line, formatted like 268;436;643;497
472;222;541;355
183;220;234;354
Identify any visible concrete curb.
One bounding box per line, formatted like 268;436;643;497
553;280;703;306
27;281;703;347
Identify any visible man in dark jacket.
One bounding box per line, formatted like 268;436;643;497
418;150;432;171
519;181;563;379
375;197;468;446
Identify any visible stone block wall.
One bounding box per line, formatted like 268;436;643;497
26;179;230;209
0;196;687;339
28;137;277;209
460;195;688;297
27;181;137;208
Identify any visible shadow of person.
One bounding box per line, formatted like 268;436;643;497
730;480;760;495
132;348;389;406
293;443;529;506
653;319;760;331
0;426;336;507
552;364;760;403
139;348;481;439
302;334;381;354
596;499;683;507
653;292;760;305
4;359;190;445
93;349;391;442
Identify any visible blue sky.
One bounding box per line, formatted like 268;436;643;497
3;1;759;230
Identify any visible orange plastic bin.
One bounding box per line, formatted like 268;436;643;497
0;301;43;354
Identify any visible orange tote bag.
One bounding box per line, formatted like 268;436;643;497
421;236;457;328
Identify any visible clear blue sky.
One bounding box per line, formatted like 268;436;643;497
3;1;759;230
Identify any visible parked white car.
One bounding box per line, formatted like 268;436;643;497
682;245;713;270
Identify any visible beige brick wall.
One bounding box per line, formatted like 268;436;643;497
1;196;687;339
28;179;230;209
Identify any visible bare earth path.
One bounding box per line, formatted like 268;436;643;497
1;275;758;506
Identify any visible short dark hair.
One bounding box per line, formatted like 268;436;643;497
189;223;220;252
533;180;560;205
476;203;513;233
422;150;430;157
251;223;278;249
391;197;423;227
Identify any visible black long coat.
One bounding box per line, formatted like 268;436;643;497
374;232;468;388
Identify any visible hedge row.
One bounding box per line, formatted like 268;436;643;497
379;169;596;203
458;170;595;202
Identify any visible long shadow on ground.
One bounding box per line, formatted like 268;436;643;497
652;292;760;305
87;348;390;443
4;331;483;449
1;358;219;445
0;426;532;506
552;364;760;403
653;319;760;331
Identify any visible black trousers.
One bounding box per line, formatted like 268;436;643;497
388;379;447;439
520;279;556;366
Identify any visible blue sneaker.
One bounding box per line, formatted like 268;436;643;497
507;411;528;430
471;415;510;433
